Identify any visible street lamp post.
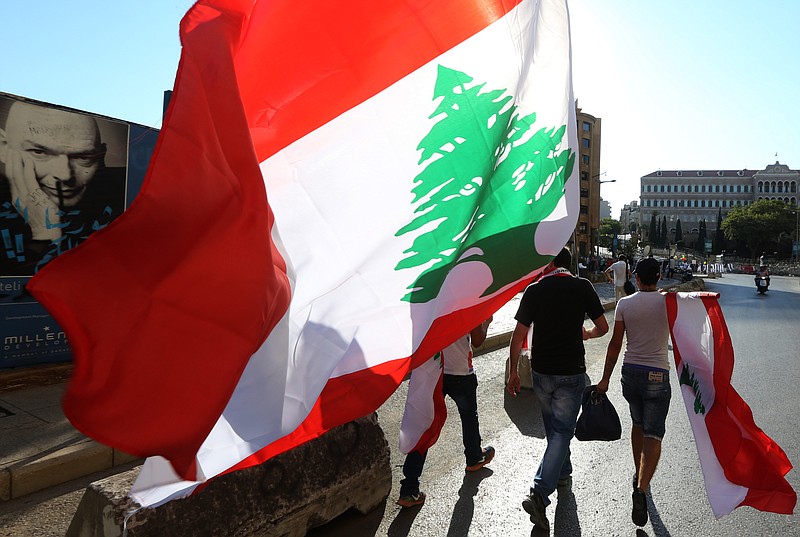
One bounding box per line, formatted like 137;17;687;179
591;173;616;259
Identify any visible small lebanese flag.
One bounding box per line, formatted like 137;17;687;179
29;0;578;506
399;352;447;455
667;292;796;517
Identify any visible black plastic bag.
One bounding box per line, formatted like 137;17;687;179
623;280;636;295
575;385;622;441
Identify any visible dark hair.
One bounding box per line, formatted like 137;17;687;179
618;254;626;261
634;257;661;286
553;247;571;269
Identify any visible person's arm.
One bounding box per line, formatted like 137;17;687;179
583;312;609;340
469;316;493;348
506;322;528;396
605;264;614;282
596;319;625;393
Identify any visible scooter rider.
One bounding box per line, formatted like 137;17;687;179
755;265;770;289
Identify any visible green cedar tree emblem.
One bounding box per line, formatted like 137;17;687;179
679;364;707;415
395;65;575;303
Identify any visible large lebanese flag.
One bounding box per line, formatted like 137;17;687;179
667;292;796;517
28;0;578;505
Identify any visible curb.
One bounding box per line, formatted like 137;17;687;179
0;441;141;501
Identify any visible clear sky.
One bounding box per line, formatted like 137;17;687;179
2;0;798;218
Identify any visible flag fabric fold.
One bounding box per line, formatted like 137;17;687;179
29;0;579;506
667;292;796;517
399;353;447;455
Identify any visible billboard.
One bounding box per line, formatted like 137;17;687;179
0;92;158;369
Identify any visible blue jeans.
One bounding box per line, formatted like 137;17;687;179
531;371;587;506
621;365;671;441
399;373;482;496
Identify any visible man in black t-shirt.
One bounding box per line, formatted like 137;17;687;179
507;247;608;532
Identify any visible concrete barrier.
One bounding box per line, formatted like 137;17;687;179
66;413;391;537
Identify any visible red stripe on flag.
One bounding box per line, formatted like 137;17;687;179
700;295;796;515
28;2;293;480
218;0;526;160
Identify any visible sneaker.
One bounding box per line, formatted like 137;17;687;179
522;491;549;531
397;491;426;508
465;446;495;472
632;488;648;527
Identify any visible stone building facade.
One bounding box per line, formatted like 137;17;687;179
638;162;798;244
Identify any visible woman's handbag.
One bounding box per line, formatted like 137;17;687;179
575;385;622;441
623;279;636;295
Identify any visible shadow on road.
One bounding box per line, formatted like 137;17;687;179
503;389;545;438
553;484;582;536
445;468;493;537
386;499;423;537
647;493;672;536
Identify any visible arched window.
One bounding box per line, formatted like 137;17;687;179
791;182;797;193
758;181;763;193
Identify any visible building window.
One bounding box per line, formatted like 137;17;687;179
701;185;706;193
580;188;589;198
694;200;699;207
580;205;589;215
582;155;590;164
659;200;664;207
680;185;685;192
694;185;699;192
660;185;665;192
582;121;591;131
581;172;588;181
737;185;742;193
579;222;588;233
582;138;590;148
701;200;706;207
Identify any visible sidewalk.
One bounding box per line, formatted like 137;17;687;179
0;281;619;503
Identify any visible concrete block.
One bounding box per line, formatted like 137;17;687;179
67;413;392;537
0;467;10;501
11;440;112;499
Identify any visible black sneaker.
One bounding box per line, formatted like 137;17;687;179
632;488;648;527
522;491;549;531
465;446;495;472
397;491;426;508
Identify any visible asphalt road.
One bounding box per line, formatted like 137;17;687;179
2;274;798;536
311;273;800;536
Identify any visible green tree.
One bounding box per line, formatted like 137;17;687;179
648;214;657;244
598;218;622;249
675;219;683;246
720;199;795;259
697;219;707;252
661;216;668;248
395;65;575;302
713;207;726;254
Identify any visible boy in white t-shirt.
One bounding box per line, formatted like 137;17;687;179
597;257;670;528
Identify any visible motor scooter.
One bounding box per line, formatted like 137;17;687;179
755;276;770;294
